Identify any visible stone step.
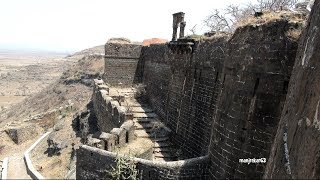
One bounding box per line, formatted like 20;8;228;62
135;130;168;138
119;91;135;94
131;107;153;113
133;118;156;123
153;147;173;153
153;157;177;162
134;130;150;138
134;123;153;130
125;102;147;107
151;136;170;142
154;152;177;158
133;113;157;118
134;122;167;129
153;141;172;148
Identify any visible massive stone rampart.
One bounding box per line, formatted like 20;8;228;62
90;13;305;179
143;36;229;159
141;19;303;179
209;20;299;179
264;1;320;179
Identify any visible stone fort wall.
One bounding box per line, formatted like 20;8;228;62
264;1;320;178
85;14;306;179
141;20;301;178
77;145;210;179
209;20;299;179
92;79;127;133
142;37;228;159
104;43;143;86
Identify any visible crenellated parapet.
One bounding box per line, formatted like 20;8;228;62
92;79;131;132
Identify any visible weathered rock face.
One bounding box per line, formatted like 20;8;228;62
264;1;320;178
209;19;301;179
73;101;98;142
46;132;69;156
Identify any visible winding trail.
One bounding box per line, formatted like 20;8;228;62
7;154;32;179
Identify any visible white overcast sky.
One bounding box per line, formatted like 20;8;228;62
0;0;258;53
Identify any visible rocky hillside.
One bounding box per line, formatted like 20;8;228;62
0;48;104;129
71;45;104;57
0;45;105;178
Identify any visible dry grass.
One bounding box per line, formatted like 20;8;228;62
116;138;154;157
0;45;104;178
234;10;306;29
285;28;302;39
183;32;231;43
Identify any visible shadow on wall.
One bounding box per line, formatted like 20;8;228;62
133;53;145;84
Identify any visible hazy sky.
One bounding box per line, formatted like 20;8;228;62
0;0;256;53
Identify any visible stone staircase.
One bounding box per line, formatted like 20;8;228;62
108;87;177;162
127;100;177;162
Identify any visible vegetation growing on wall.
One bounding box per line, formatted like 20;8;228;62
203;0;302;32
107;154;141;180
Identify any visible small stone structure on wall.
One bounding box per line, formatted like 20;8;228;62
172;12;186;41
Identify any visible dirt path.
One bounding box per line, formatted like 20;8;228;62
7;155;32;179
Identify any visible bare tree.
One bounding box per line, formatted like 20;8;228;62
203;0;299;33
256;0;298;11
203;9;233;32
189;24;197;35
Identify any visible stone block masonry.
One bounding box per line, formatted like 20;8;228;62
76;145;210;179
92;79;128;132
209;20;300;179
142;37;228;159
141;18;303;178
85;11;306;179
104;42;143;86
264;1;320;179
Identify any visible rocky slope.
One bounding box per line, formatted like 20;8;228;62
0;45;104;178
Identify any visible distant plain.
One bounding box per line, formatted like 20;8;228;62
0;50;70;110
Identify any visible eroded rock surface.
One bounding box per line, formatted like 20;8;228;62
264;1;320;179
